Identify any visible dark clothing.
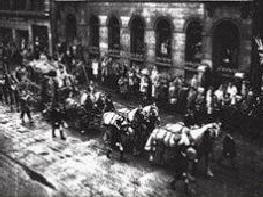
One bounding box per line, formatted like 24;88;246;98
134;110;145;124
84;97;93;112
95;98;105;113
173;152;189;180
222;135;236;158
20;95;32;121
104;98;115;112
50;106;66;139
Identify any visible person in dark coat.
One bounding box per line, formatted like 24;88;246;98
217;133;237;169
50;102;66;140
170;146;194;194
3;73;11;105
84;94;93;112
104;93;115;112
133;105;146;155
95;94;105;114
20;90;33;124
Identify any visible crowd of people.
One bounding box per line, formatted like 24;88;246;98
1;40;263;140
0;41;249;195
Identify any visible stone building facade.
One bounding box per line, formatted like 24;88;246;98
54;0;254;84
0;0;53;55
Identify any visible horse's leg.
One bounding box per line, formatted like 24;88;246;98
205;152;214;178
192;153;200;176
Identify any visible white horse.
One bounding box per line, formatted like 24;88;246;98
145;122;191;164
117;105;160;123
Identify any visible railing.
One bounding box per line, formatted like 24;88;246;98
88;46;100;55
156;57;172;65
108;49;120;57
130;52;145;61
0;10;49;17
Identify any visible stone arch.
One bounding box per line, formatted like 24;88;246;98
89;15;100;48
107;15;121;50
154;16;174;59
184;19;203;63
65;14;77;43
212;19;240;69
129;15;145;54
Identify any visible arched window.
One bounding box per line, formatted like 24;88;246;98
155;18;172;59
185;21;202;63
213;21;239;68
130;16;145;55
89;15;99;48
108;16;120;51
66;14;77;43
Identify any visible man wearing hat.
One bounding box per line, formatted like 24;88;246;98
104;93;115;113
134;105;146;155
170;146;197;194
50;102;66;140
20;90;33;124
217;133;237;169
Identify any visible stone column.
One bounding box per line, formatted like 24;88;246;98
120;16;130;65
201;18;213;68
201;32;213;68
145;31;155;64
26;0;31;10
172;32;185;76
12;29;16;42
99;15;108;57
47;25;53;56
28;24;34;50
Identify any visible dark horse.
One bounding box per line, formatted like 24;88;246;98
103;120;135;161
188;123;222;178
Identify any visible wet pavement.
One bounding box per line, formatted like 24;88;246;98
0;96;263;196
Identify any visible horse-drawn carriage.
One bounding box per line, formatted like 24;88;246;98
102;104;160;159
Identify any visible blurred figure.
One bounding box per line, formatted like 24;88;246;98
20;90;33;124
217;133;237;169
50;102;66;140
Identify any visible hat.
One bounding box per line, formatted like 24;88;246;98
198;87;205;93
185;147;197;160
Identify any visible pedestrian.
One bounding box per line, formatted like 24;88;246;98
206;86;214;123
151;66;160;102
3;73;11;105
91;59;99;81
104;93;115;113
133;105;146;155
20;90;33;124
0;76;4;104
217;133;237;169
50;102;66;140
169;146;197;194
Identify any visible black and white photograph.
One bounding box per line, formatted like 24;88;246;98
0;0;262;196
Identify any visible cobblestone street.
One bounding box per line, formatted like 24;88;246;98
0;103;178;197
0;99;263;197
